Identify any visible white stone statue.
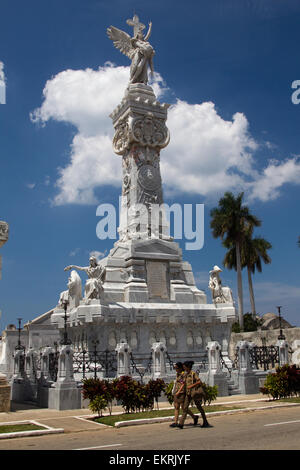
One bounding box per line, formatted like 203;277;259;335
58;269;82;309
64;256;106;303
107;15;154;85
209;265;233;304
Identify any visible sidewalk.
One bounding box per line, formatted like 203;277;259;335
1;393;299;434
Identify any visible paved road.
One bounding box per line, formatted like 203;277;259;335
0;406;299;451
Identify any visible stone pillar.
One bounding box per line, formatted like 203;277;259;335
116;342;131;376
41;346;55;382
48;344;81;410
37;347;55;408
0;221;10;410
236;341;259;394
0;373;11;412
110;84;170;243
236;341;252;372
25;348;38;381
151;342;167;378
13;349;25;379
207;341;228;396
276;339;289;366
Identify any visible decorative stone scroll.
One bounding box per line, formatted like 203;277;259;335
112;112;169;155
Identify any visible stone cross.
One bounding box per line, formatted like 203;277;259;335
126;14;145;37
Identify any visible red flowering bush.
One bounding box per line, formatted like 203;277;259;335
145;379;166;410
82;378;115;415
260;364;300;399
112;375;141;413
82;376;168;414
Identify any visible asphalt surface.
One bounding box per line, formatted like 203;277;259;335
0;394;299;451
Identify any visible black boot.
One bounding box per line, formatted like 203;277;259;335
193;416;199;426
201;421;211;428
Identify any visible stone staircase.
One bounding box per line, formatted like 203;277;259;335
227;377;242;396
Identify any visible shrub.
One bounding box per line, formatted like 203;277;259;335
112;375;142;413
82;378;114;415
202;384;218;405
164;381;218;406
89;395;109;417
165;381;175;405
145;379;166;410
260;365;300;399
232;313;262;333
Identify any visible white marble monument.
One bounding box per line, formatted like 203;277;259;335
50;16;237;377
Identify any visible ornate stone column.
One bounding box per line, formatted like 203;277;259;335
151;341;167;378
115;342;131;377
111;84;170;242
276;339;289;366
235;341;259;394
48;344;81;410
207;341;228;396
0;222;10;411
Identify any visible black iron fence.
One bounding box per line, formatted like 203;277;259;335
249;345;279;371
73;349;117;379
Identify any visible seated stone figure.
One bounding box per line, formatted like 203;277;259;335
64;256;106;304
209;265;233;304
58;269;82;309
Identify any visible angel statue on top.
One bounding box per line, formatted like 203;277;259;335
107;14;154;85
64;256;106;304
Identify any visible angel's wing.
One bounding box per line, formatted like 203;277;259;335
107;26;134;59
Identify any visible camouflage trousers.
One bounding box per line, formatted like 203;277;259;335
179;394;208;426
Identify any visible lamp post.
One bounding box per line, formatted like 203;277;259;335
16;317;24;351
60;300;72;345
276;306;286;340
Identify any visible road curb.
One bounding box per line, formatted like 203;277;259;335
114;402;300;428
0;420;64;440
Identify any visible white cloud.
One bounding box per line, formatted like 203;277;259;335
247;157;300;202
26;183;36;189
89;250;107;261
69;248;80;257
162;100;257;198
31;63;300;205
0;61;6;104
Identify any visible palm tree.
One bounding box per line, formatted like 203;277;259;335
210;192;261;330
224;230;272;319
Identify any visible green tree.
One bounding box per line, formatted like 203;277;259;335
210;192;261;330
224;229;272;318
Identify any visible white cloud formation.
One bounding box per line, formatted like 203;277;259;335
89;250;107;261
0;61;6;104
30;63;300;206
247;156;300;201
162;100;257;198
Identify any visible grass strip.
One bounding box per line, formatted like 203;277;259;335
0;423;46;434
276;396;300;403
94;404;245;427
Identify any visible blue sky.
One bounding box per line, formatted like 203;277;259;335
1;0;300;330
